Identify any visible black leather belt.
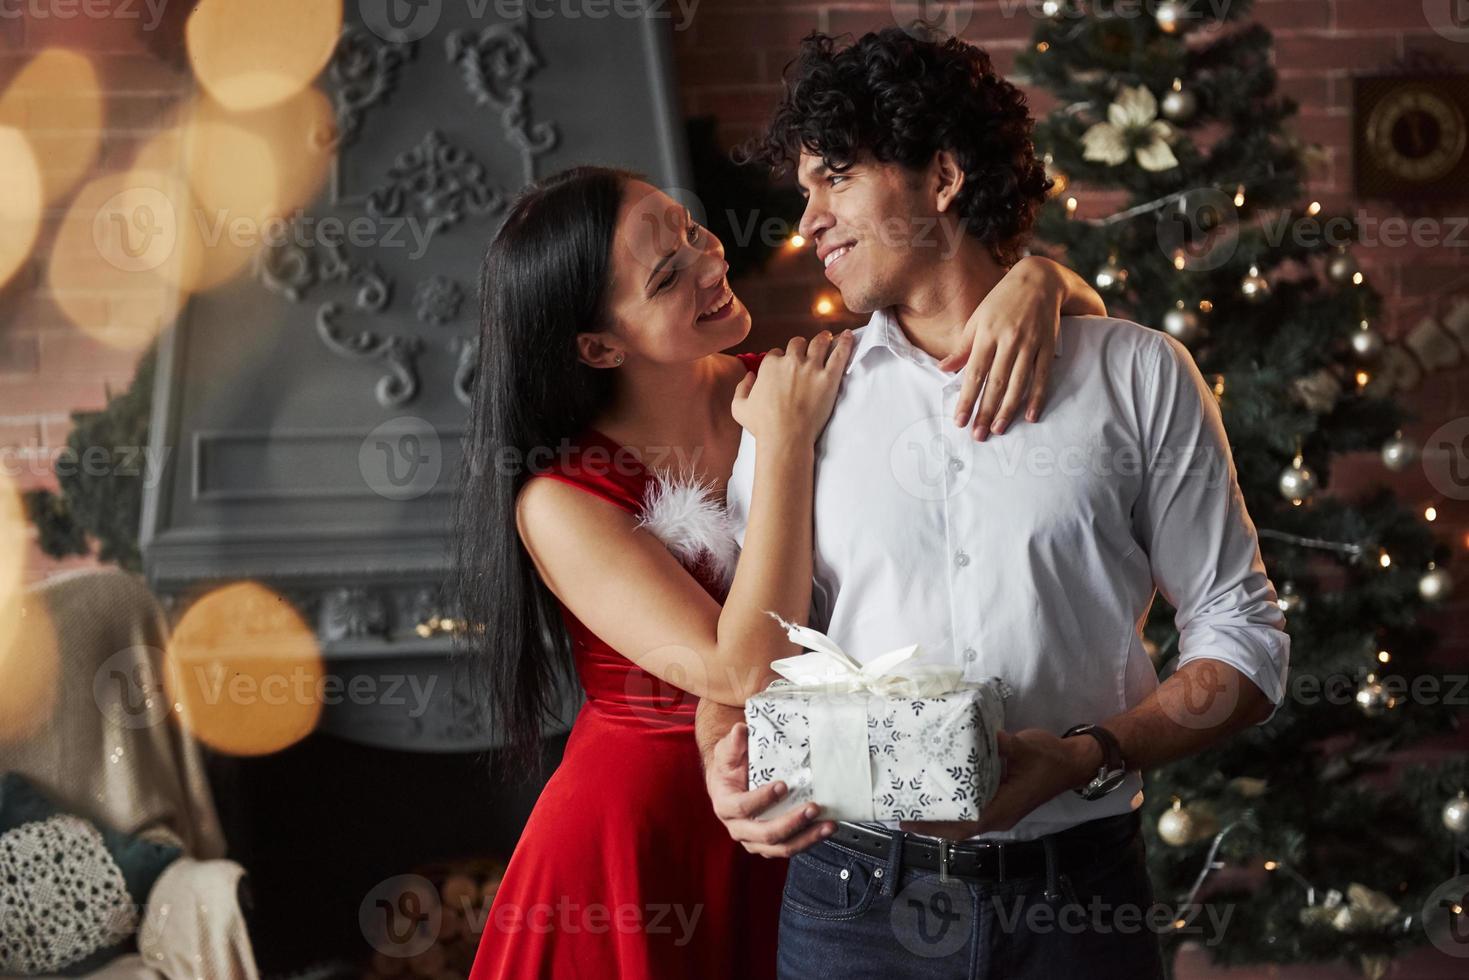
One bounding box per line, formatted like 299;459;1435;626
826;810;1139;882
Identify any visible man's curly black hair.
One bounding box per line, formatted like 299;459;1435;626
739;26;1052;267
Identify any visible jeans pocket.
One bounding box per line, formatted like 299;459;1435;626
781;844;880;921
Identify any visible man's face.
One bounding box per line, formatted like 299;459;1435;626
795;150;944;314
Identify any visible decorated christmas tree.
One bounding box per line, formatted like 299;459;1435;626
1015;1;1467;974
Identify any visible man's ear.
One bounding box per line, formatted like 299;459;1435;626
932;150;966;215
576;331;625;369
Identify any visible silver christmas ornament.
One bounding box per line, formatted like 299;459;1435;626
1095;257;1128;291
1276;580;1307;615
1161;85;1198;122
1380;433;1417;472
1278;459;1317;504
1355;676;1398;717
1419;564;1453;603
1241;265;1270;302
1351;322;1385;362
1443;790;1469;835
1154;0;1184;33
1326;247;1359;284
1163;301;1206;346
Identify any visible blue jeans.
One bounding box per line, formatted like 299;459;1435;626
776;811;1167;979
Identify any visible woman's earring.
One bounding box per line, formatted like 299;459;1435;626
614;353;625;365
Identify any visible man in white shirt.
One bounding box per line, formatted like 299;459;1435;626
697;26;1289;979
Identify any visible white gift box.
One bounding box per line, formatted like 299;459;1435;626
745;617;1010;822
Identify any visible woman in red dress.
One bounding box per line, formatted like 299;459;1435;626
448;165;1103;978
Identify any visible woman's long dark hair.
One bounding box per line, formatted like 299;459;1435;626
447;165;641;781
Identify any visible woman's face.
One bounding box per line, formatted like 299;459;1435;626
583;180;751;367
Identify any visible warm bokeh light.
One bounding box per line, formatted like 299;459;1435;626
813;295;836;317
0;473;59;745
1425;506;1437;522
131;124;278;292
164;581;324;756
47;170;198;349
186;0;342;112
0;471;29;648
0;126;43;291
788;234;806;248
0;47;103;205
0;588;60;746
122;88;336;292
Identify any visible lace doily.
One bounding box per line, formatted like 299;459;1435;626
0;814;138;974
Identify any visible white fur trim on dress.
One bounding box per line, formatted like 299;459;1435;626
634;469;739;591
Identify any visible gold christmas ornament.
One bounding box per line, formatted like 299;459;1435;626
1157;798;1216;845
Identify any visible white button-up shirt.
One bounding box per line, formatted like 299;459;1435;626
726;309;1290;842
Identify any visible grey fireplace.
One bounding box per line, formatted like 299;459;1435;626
140;6;692;753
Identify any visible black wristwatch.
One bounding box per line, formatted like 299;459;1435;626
1062;723;1128;800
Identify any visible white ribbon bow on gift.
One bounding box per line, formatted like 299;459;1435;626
766;613;966;698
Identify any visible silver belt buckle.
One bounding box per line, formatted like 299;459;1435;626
937;839;953;883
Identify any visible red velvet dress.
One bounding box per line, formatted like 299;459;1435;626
469;352;787;980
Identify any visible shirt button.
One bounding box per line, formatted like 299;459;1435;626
963;648;977;663
955;550;970;567
948;456;964;471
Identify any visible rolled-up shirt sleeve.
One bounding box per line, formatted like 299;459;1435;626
1132;332;1291;725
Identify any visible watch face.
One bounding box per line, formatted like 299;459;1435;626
1083;770;1127;800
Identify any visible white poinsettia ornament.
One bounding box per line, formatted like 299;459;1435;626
1081;85;1179;172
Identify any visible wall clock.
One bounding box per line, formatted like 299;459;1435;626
1353;72;1469;201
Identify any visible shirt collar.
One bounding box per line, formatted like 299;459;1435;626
846;306;1065;376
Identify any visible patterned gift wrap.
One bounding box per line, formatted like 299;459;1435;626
745;677;1009;822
